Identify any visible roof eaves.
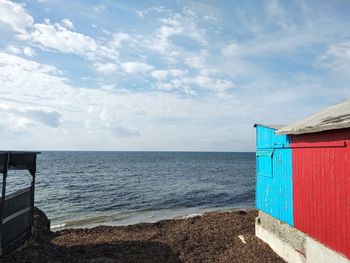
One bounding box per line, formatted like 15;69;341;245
254;123;286;130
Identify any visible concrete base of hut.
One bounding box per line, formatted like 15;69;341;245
255;211;350;263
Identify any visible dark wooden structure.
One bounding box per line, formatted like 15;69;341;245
0;151;39;255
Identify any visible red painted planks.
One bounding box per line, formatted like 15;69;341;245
292;128;350;259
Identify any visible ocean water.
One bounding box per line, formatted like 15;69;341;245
5;151;256;229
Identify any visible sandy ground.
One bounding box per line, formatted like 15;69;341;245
2;208;284;263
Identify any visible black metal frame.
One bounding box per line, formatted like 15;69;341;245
0;151;40;256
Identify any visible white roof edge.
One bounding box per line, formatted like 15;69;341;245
276;99;350;135
254;123;286;130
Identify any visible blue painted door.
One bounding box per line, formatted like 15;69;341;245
255;125;293;225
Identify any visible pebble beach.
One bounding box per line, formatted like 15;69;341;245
2;208;284;263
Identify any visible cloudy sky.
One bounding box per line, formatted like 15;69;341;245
0;0;349;151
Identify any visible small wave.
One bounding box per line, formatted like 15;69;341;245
178;213;203;219
53;210;148;229
63;214;130;227
51;223;66;229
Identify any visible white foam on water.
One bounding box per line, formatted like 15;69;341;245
178;213;203;219
51;223;66;229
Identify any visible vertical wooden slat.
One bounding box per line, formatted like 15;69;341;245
0;153;9;255
30;155;36;236
339;148;346;254
347;145;350;257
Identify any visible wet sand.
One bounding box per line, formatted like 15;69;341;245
2;208;284;263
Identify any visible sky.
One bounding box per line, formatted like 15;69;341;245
0;0;350;151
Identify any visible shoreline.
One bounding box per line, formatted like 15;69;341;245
50;205;255;231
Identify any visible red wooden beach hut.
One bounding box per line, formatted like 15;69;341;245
277;100;350;259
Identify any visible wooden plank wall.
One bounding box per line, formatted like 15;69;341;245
256;125;293;226
292;128;350;259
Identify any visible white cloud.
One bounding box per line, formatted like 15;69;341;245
23;46;36;56
100;84;116;91
169;69;185;77
142;8;207;59
135;6;170;18
94;62;118;75
0;0;33;33
62;18;74;29
26;22;97;56
180;7;207;46
0;111;32;133
171;78;182;88
185;57;205;69
122;62;154;74
318;42;350;73
185;50;208;69
199;68;219;76
148;24;182;55
184;75;235;93
153;78;184;91
0;2;119;61
0;52;59;74
6;45;36;57
18;21;119;60
7;45;21;54
155;82;174;91
221;42;240;57
152;72;235;94
151;69;185;81
151;70;168;81
111;32;130;48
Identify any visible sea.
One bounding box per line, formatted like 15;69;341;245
5;151;256;230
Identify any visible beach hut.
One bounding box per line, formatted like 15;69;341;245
255;100;350;263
